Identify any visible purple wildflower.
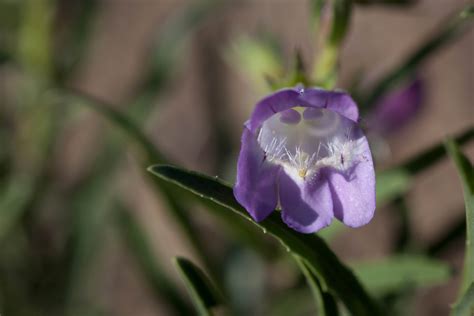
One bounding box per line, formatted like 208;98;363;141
233;87;375;233
369;78;424;135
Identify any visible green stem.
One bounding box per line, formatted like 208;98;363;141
313;0;352;88
444;140;474;296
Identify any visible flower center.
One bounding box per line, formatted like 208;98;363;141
257;107;362;179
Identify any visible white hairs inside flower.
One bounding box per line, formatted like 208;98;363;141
257;107;365;180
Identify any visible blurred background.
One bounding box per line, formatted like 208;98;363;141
0;0;473;315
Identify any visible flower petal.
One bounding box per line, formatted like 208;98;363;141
246;88;301;133
369;78;424;135
234;127;280;221
299;88;359;122
326;133;376;227
279;169;333;233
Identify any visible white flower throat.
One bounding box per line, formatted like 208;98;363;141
257;107;364;179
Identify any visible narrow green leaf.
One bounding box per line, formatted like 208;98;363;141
452;282;474;316
445;140;474;296
364;5;474;109
295;256;339;316
352;255;452;295
173;257;224;316
149;165;380;316
115;205;191;315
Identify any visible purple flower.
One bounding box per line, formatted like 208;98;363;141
369;78;424;135
233;87;375;233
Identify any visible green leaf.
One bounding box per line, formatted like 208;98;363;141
225;34;284;92
295;256;339;316
173;257;224;316
376;169;411;205
452;282;474;316
445;140;474;296
352;255;452;295
364;5;474;110
115;205;191;315
149;165;380;316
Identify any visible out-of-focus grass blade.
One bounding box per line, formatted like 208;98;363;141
65;90;164;163
64;159;113;311
426;214;465;256
364;5;474;110
399;127;473;175
115;205;191;315
452;283;474;316
295;256;339;316
267;288;314;316
199;198;276;258
0;49;10;64
140;0;227;93
379;126;473;192
352;255;452;296
376;169;411;205
64;88;271;260
319;220;344;242
149;165;380;316
17;0;53;79
225;35;284;92
173;256;224;316
54;0;99;81
310;0;328;27
64;89;216;271
0;178;33;242
354;0;415;5
445;140;474;297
